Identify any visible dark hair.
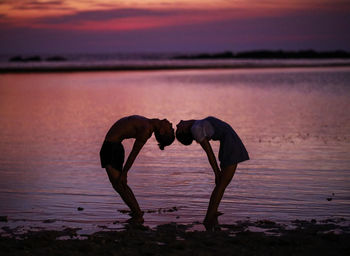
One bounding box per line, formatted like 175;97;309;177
175;129;193;145
155;131;175;150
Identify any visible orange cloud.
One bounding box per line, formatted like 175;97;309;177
2;0;348;20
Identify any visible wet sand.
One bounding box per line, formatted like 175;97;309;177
1;219;349;256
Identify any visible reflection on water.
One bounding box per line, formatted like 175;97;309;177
0;68;350;230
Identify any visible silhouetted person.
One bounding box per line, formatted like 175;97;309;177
100;115;175;223
176;116;249;230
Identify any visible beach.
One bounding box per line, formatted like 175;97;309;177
1;219;350;255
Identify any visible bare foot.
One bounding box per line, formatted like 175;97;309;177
215;211;223;217
203;216;220;231
127;211;144;224
127;215;144;224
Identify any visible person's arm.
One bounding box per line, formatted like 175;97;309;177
123;139;146;174
199;138;221;185
118;139;146;184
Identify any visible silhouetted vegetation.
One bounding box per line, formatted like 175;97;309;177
174;50;350;59
9;56;42;62
3;50;350;73
46;56;67;62
9;55;67;62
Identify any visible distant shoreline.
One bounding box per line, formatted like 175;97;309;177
1;50;350;73
1;61;350;73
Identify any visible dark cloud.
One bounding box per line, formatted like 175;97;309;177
10;0;69;10
37;8;181;24
0;6;349;54
14;0;64;9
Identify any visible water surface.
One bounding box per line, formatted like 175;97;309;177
0;67;349;231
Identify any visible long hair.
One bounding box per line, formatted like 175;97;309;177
175;129;193;145
154;131;175;150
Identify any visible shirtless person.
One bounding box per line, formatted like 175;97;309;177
100;115;175;223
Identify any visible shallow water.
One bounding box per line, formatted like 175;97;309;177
0;67;350;231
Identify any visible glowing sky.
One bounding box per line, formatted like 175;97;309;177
1;0;349;53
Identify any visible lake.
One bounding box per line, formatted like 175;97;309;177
0;67;349;232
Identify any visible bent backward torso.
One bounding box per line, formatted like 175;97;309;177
193;116;250;167
100;115;152;171
105;115;152;143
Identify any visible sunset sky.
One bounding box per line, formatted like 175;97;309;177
1;0;349;54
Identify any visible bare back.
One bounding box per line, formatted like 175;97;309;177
105;115;153;143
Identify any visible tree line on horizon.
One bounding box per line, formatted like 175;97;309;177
174;50;350;59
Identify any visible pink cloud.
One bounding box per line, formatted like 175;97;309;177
0;2;349;53
2;8;242;31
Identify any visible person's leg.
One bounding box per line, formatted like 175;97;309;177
105;165;144;222
204;164;237;230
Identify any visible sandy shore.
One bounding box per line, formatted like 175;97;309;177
1;219;349;255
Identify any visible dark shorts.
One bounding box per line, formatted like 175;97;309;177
100;141;125;171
